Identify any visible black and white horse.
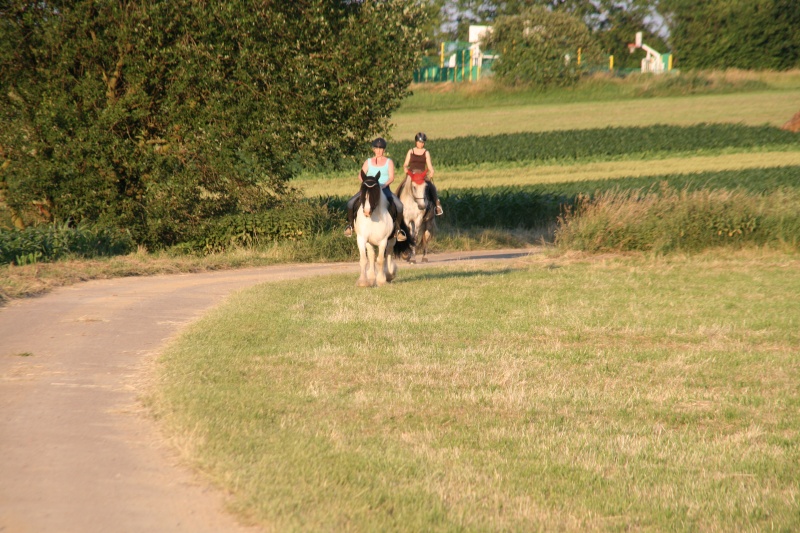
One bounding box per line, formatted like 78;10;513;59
354;171;412;286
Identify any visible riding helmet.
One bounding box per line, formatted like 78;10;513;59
414;132;427;143
371;137;387;148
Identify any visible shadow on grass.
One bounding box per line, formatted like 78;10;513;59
397;267;519;283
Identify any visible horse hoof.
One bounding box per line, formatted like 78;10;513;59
357;278;372;287
421;257;429;263
409;259;416;264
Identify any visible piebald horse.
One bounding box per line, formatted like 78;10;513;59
355;171;412;287
396;172;435;263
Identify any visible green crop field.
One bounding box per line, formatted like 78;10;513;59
153;78;800;531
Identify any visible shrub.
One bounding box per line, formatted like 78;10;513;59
176;200;339;255
0;222;135;265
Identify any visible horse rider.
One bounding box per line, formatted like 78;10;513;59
344;137;407;241
402;132;443;216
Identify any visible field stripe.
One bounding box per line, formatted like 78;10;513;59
391;91;800;140
298;151;800;197
435;151;800;189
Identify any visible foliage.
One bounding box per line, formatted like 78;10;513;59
392;124;800;167
0;221;135;265
0;1;428;247
660;0;800;70
175;199;340;255
555;184;800;253
483;6;604;87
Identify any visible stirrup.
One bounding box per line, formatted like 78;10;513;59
395;229;407;242
344;226;352;237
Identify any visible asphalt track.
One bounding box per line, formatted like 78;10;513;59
0;249;536;533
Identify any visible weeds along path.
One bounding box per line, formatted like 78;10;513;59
0;248;536;533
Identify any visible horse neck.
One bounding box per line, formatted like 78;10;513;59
399;175;420;201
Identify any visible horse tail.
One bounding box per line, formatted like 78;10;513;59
392;219;415;257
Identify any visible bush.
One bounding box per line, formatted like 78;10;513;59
0;222;135;265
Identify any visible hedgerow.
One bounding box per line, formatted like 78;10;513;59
0;222;135;265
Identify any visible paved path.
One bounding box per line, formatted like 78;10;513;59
0;249;535;533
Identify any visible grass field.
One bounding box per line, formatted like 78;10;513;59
391;90;800;140
145;74;800;531
151;251;800;531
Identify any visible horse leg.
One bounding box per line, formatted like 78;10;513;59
421;230;431;263
407;220;417;264
357;238;372;287
385;239;397;282
366;243;378;286
375;241;388;286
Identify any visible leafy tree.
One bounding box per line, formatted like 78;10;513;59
660;0;800;70
483;5;603;86
0;1;428;245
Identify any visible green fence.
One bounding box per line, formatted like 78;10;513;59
413;41;496;83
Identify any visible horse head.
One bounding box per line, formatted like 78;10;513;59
359;170;382;217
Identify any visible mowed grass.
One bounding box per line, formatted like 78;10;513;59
151;252;800;531
391;88;800;140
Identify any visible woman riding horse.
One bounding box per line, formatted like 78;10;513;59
344;138;406;242
396;164;436;264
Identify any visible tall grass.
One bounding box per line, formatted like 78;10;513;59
556;184;800;253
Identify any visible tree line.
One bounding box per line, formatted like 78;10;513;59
434;0;800;71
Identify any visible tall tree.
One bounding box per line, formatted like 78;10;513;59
483;5;603;86
0;1;428;244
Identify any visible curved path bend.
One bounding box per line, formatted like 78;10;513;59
0;249;536;533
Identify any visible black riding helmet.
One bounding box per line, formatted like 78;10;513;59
414;132;427;143
371;137;387;148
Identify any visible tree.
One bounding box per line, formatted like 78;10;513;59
483;5;603;86
660;0;800;70
0;1;428;245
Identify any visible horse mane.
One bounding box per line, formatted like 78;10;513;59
360;171;383;213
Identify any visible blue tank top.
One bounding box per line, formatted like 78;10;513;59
366;158;391;186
